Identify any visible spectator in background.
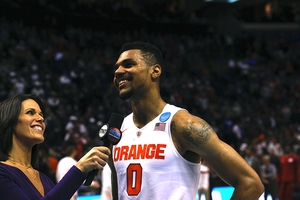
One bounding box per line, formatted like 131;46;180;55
38;148;52;182
198;160;210;200
8;84;20;97
48;148;59;184
232;120;244;148
269;149;280;171
59;72;72;85
277;146;300;200
261;154;278;200
31;81;45;97
63;115;80;148
56;145;78;200
65;115;78;133
245;146;262;179
47;91;60;109
101;165;113;200
14;75;27;94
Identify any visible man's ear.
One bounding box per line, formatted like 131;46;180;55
151;64;161;80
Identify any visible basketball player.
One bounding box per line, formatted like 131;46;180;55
108;41;264;199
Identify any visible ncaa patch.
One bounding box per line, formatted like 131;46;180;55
160;112;171;122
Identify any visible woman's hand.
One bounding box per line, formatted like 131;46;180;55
75;146;111;175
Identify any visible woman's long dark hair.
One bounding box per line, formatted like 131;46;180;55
0;94;46;169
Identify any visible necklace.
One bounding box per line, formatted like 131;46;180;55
8;158;32;169
8;158;37;179
8;158;42;195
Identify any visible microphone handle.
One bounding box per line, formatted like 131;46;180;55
84;139;110;186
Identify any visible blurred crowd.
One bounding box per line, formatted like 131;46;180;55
1;3;300;197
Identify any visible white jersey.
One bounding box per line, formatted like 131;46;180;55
113;104;201;200
56;156;78;200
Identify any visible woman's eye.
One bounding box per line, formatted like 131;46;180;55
26;110;34;115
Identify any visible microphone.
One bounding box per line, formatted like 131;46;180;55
84;113;124;186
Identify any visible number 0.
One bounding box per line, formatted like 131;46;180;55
127;164;142;195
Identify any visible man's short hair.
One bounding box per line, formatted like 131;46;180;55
119;41;164;69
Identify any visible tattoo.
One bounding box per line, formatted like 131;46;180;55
182;120;213;145
171;121;177;133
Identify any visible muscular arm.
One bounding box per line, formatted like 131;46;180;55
172;110;264;199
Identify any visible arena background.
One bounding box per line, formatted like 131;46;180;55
1;0;300;199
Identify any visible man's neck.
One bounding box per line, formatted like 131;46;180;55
131;98;167;129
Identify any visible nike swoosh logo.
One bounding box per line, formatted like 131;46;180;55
122;128;129;133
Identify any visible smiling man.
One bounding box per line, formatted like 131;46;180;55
109;41;264;200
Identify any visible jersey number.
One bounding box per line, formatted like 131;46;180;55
127;164;142;195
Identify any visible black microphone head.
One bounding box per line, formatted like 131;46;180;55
107;113;124;129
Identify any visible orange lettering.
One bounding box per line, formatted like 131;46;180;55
114;147;120;161
155;144;166;159
114;144;166;161
128;145;137;160
120;146;129;160
137;144;147;159
146;144;156;159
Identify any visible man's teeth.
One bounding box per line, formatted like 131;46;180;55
119;80;128;85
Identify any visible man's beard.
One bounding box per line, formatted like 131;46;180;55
119;86;145;102
119;89;134;101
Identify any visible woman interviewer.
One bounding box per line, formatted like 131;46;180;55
0;94;110;200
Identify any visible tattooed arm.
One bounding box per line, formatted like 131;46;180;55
171;110;264;200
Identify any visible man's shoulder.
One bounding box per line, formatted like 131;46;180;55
172;108;203;124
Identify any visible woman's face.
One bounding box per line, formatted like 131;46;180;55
14;99;46;146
